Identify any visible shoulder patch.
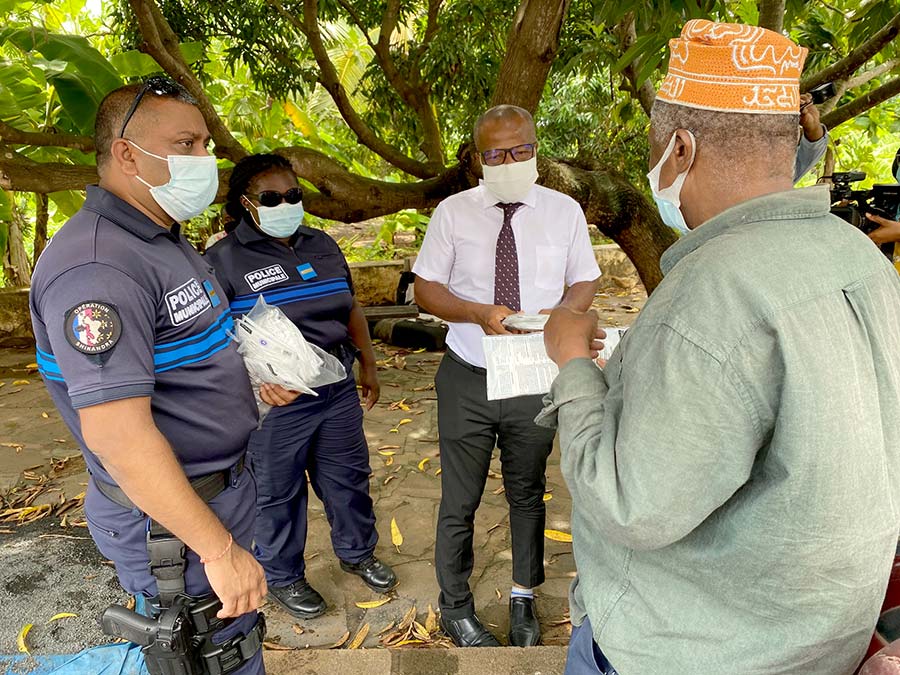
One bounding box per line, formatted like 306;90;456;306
64;302;122;355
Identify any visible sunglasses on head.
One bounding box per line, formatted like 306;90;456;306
118;76;189;138
247;187;304;208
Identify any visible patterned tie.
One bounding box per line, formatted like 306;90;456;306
494;202;524;311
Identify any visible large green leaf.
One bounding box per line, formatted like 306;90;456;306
48;190;84;219
109;41;205;78
0;61;46;119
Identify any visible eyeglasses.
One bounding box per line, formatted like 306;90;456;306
480;143;536;167
118;76;187;138
247;187;304;208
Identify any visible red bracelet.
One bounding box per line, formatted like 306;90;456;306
200;533;233;564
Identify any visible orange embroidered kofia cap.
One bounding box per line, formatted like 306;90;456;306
657;19;808;114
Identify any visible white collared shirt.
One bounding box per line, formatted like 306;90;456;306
413;183;601;367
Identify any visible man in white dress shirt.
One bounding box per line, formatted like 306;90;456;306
413;104;601;648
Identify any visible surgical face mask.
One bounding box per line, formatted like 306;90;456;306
250;201;305;238
482;156;538;204
128;141;218;222
646;130;696;236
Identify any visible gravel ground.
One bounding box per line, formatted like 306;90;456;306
0;517;129;656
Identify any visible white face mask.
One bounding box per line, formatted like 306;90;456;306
482;156;538;204
646;130;696;236
128;141;219;222
250;201;305;239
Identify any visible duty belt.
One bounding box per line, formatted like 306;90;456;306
90;455;245;607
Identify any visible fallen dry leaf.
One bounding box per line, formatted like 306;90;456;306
378;445;400;451
263;641;295;651
397;418;412;426
417;457;430;472
355;597;391;609
384;455;394;466
47;613;77;623
41;412;49;419
17;623;32;654
329;631;351;649
492;485;505;495
12;380;29;386
383;474;398;486
543;493;553;502
544;529;573;543
425;605;438;634
390;517;403;550
292;624;305;635
348;623;370;649
377;450;396;457
434;468;442;476
495;588;502;600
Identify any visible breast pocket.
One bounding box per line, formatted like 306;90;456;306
534;245;568;290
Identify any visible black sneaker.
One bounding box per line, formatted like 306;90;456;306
267;579;326;619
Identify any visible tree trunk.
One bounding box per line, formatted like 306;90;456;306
757;0;786;33
33;193;48;267
491;0;571;112
3;193;32;287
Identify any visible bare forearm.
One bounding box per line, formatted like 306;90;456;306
559;279;600;312
81;400;230;559
348;298;376;367
414;277;486;324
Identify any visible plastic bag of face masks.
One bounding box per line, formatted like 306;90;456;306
231;296;347;422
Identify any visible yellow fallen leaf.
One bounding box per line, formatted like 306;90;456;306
263;640;294;651
425;605;438;634
495;588;502;600
384;455;394;466
395;639;424;646
434;468;442;476
17;623;32;654
389;428;399;433
544;529;573;543
398;419;412;426
383;474;398;486
48;613;77;623
378;445;400;450
348;623;370;649
41;412;49;419
292;624;305;635
377;450;396;456
390;517;403;550
355;598;391;609
26;363;38;369
12;380;29;386
417;457;430;471
413;348;426;353
543;493;553;502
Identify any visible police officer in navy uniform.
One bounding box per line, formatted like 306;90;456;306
30;79;296;674
205;154;397;619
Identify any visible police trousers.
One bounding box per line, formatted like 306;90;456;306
434;351;556;619
248;373;378;587
84;466;263;675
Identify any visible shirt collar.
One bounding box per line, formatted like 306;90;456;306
660;186;831;276
83;185;180;241
476;181;539;211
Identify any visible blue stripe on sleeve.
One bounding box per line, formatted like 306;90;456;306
153;315;234;369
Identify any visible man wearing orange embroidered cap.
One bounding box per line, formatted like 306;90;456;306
539;19;900;675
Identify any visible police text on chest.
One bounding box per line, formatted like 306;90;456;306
165;278;213;325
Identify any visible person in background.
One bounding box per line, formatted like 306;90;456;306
205;153;397;620
794;93;829;182
414;105;601;648
863;147;900;247
540;21;900;675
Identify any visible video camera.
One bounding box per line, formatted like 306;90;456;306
828;171;900;258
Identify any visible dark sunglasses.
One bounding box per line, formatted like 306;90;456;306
118;76;189;138
247;187;304;208
480;143;536;167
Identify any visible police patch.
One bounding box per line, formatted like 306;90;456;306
64;302;122;355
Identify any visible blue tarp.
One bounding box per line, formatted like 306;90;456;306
0;643;148;674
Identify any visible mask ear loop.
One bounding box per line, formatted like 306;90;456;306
649;130;697;207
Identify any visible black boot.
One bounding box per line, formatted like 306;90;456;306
508;597;541;647
267;579;326;619
340;555;398;593
440;614;501;647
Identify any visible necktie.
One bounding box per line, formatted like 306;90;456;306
494;202;524;311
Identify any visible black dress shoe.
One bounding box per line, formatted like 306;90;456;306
340;555;398;593
440;614;501;647
268;579;326;619
508;597;541;647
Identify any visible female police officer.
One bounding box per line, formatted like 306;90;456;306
206;154;397;619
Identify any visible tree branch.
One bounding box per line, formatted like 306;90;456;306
335;0;445;167
802;12;900;91
268;0;435;179
822;58;900;114
491;0;572;113
33;193;48;266
613;12;656;117
821;75;900;128
757;0;786;33
128;0;247;162
0;121;94;152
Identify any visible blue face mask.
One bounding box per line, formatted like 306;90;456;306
646;130;696;236
129;141;219;222
251;201;305;238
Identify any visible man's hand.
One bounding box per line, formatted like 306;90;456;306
204;543;268;619
359;363;380;411
865;213;900;246
475;304;516;335
259;383;300;407
543;307;605;368
799;94;825;142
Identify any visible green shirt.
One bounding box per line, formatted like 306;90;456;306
538;187;900;674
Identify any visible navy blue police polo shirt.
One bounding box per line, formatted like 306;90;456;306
29;186;258;483
204;218;354;351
